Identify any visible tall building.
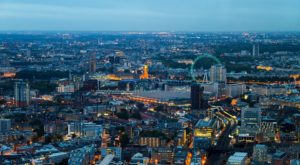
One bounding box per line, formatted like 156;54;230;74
0;119;11;132
253;144;268;164
209;64;227;83
191;84;206;110
239;107;261;141
14;81;30;107
89;54;96;73
252;44;260;56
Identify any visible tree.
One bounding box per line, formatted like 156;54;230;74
116;109;129;120
131;111;142;120
120;133;130;148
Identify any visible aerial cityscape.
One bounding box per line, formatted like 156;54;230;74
0;1;300;165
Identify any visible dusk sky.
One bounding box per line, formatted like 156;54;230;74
1;0;300;31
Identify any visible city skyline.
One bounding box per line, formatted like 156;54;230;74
1;0;300;31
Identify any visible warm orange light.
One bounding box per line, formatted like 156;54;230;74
140;65;149;79
231;99;238;106
2;72;16;78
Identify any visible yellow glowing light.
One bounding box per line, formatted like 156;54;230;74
256;65;273;71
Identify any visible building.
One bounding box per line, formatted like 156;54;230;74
252;44;260;56
68;122;103;139
239;107;261;141
139;136;166;148
130;153;149;165
194;118;216;150
226;84;246;98
101;147;122;160
14;81;30;107
271;151;288;165
118;80;137;91
150;148;174;164
191;84;206;110
253;144;268;164
89;54;97;73
210;64;227;83
0;119;11;132
68;145;96;165
260;117;277;140
227;152;247;165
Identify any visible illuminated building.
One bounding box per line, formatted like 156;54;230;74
239;107;261;141
57;84;75;93
259;117;277;140
140;65;149;79
253;144;268;164
194;118;216;149
150;148;174;164
68;122;103;139
209;64;227;83
139;137;166;147
14;81;30;107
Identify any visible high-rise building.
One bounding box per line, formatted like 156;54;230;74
191;84;206;110
89;54;96;73
253;144;268;164
0;119;11;132
239;107;261;140
209;64;227;83
252;44;260;56
14;81;30;107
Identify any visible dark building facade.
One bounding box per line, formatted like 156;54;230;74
191;84;205;110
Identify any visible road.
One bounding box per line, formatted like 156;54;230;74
206;124;236;165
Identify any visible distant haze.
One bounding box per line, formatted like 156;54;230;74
1;0;300;31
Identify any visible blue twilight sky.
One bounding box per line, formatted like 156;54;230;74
0;0;299;31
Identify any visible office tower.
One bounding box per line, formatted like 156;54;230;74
239;107;261;140
0;119;11;132
89;54;96;73
140;65;149;79
209;64;227;83
253;144;268;164
191;84;205;110
252;44;260;56
241;107;261;128
14;81;30;107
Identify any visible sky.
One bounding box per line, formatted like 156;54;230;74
0;0;300;31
